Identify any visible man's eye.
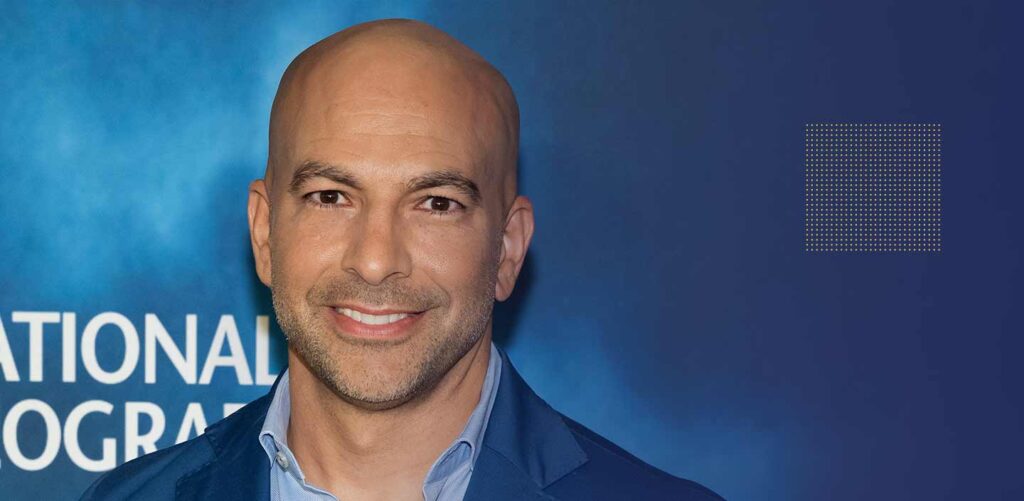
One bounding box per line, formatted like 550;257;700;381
306;190;348;207
419;196;464;215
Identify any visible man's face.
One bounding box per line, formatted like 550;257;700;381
256;50;513;409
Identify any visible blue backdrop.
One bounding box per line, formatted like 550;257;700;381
1;1;1022;500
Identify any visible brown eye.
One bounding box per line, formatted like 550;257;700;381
419;196;464;215
315;190;344;203
430;198;451;211
419;195;464;213
303;190;348;207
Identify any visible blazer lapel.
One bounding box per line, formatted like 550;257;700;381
464;447;555;501
175;380;279;501
464;348;589;500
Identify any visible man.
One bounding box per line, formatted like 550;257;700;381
81;19;723;501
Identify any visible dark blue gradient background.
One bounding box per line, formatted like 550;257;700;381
2;1;1022;499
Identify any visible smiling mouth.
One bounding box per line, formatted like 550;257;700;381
334;307;416;325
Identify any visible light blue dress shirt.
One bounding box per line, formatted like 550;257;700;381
259;342;502;501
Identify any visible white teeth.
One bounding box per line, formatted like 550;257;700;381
336;308;410;325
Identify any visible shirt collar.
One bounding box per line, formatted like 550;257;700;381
257;369;306;483
258;341;503;481
454;341;502;465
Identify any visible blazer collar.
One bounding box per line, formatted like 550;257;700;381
464;347;589;500
175;347;589;501
174;375;280;501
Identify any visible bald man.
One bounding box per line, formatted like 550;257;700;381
80;19;723;501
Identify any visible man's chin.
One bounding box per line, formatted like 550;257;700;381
318;370;438;412
330;386;422;411
288;312;490;411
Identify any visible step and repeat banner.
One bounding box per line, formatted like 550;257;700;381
2;1;1022;500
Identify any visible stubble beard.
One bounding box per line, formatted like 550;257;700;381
270;257;499;410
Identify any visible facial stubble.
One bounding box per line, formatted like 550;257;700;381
270;238;501;410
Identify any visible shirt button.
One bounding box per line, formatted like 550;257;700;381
275;451;290;470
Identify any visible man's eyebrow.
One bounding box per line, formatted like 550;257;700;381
288;161;363;194
407;170;482;204
288;161;481;204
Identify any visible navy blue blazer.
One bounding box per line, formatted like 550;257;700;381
81;348;723;500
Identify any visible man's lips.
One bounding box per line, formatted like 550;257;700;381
325;304;426;339
338;304;422;315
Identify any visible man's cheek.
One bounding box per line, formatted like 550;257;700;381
281;226;336;268
421;225;490;258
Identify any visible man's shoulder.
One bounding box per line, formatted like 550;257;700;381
79;393;272;501
548;415;724;500
489;348;724;500
78;433;215;501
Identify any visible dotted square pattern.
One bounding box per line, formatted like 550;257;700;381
805;123;942;252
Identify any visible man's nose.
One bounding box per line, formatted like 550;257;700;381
341;206;413;286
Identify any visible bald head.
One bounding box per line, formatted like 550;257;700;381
266;19;520;209
248;20;535;414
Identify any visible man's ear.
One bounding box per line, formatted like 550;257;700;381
495;195;535;301
248;179;273;287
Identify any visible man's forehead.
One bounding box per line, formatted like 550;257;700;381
267;20;518;202
287;136;484;185
285;93;489;182
292;45;499;136
282;75;496;181
296;96;483;152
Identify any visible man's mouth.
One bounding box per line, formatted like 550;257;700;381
334;307;414;325
327;304;426;340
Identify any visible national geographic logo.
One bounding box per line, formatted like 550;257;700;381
0;312;278;471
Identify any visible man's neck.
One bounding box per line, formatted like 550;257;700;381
286;334;493;501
